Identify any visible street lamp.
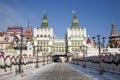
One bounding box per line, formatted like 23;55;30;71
82;45;86;68
92;35;106;75
49;52;53;63
35;42;40;68
72;52;75;64
18;34;23;74
46;51;49;64
42;53;45;66
67;52;71;62
75;49;79;65
102;37;106;48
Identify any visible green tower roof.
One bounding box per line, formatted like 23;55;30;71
40;13;49;28
71;12;80;29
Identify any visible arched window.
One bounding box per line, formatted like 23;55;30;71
37;35;39;37
44;41;45;45
40;41;42;45
44;35;46;37
47;41;48;45
44;48;45;51
48;35;50;37
40;35;43;37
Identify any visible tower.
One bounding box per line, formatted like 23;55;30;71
71;11;79;29
67;11;87;55
34;11;54;55
107;23;120;48
40;11;49;28
25;21;33;40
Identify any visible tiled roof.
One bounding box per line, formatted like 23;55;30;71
110;23;119;37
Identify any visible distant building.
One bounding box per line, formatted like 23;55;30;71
25;21;33;41
107;23;120;48
0;27;23;49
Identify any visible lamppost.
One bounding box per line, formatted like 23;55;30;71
46;51;49;64
92;35;106;75
72;52;75;64
102;37;106;48
42;53;45;66
67;52;71;62
49;52;53;63
75;49;79;65
18;34;23;74
82;45;86;68
35;42;40;68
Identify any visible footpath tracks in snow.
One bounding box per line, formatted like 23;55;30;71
22;63;97;80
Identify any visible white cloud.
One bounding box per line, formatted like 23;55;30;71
0;2;26;31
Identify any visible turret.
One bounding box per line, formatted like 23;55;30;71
71;11;80;29
40;11;49;28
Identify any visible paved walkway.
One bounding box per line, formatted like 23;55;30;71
2;63;118;80
22;63;97;80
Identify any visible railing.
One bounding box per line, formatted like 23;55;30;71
71;53;120;75
0;55;52;76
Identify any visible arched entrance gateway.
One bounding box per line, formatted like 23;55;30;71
52;54;67;62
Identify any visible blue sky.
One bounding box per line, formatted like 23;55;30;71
0;0;120;43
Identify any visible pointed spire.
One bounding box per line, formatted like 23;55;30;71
71;10;80;29
87;35;91;44
28;20;30;28
26;20;31;31
110;23;119;37
25;21;33;39
40;10;49;28
31;26;32;31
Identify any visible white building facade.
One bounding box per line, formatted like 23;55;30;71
33;13;54;56
67;12;87;57
33;12;88;57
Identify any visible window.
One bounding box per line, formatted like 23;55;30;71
40;35;43;37
47;42;48;45
48;35;50;37
44;41;45;45
37;35;39;37
40;41;42;45
44;35;46;37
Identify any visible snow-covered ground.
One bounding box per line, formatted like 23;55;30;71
21;63;97;80
0;63;120;80
69;63;120;80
